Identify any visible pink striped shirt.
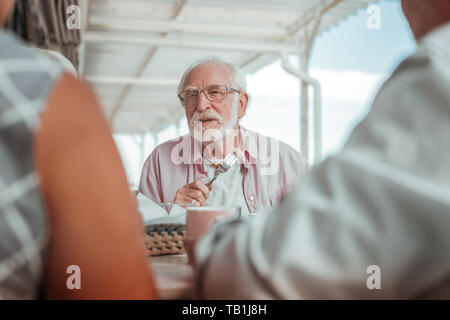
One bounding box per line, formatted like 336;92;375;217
139;126;308;213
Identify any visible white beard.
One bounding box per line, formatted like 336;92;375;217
189;96;239;143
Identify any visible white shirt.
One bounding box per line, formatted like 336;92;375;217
193;22;450;299
203;159;251;218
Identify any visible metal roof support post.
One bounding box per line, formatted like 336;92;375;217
300;51;309;162
281;50;322;166
281;3;323;165
313;68;323;165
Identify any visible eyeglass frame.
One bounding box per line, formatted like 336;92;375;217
177;84;241;106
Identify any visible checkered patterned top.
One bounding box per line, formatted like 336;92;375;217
0;31;63;299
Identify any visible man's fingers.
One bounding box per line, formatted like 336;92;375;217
184;189;206;206
189;180;210;199
175;195;192;207
174;180;210;207
175;194;201;207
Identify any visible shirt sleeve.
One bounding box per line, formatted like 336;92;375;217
193;52;450;299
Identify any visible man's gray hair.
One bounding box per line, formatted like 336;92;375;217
178;57;247;93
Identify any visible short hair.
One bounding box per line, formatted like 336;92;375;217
178;57;247;93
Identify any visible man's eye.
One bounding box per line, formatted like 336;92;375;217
209;88;225;96
187;92;197;98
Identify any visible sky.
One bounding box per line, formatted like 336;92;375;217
310;0;415;73
241;0;416;157
115;0;417;188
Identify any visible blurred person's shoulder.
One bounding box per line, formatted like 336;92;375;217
388;22;450;88
0;30;35;59
0;30;66;127
344;22;450;154
371;31;449;110
0;30;63;75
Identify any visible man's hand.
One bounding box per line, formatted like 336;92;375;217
174;180;212;207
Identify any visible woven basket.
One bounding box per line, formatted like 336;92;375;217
145;223;186;256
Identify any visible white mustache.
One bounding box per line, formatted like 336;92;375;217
191;110;223;124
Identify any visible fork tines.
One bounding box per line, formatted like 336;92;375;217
219;152;239;171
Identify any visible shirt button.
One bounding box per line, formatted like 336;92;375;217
249;196;254;201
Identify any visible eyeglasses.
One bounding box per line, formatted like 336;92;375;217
178;84;240;106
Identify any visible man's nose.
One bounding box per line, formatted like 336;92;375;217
195;90;210;112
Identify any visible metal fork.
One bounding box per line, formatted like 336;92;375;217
206;151;240;187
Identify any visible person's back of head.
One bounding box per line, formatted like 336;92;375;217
401;0;450;40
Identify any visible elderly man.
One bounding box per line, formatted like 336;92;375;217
139;58;308;215
193;0;450;299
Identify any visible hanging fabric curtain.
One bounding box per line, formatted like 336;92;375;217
5;0;81;71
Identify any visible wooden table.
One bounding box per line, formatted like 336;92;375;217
149;254;195;299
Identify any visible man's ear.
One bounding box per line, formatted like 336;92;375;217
237;92;249;119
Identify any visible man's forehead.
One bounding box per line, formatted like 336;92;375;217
184;63;233;87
